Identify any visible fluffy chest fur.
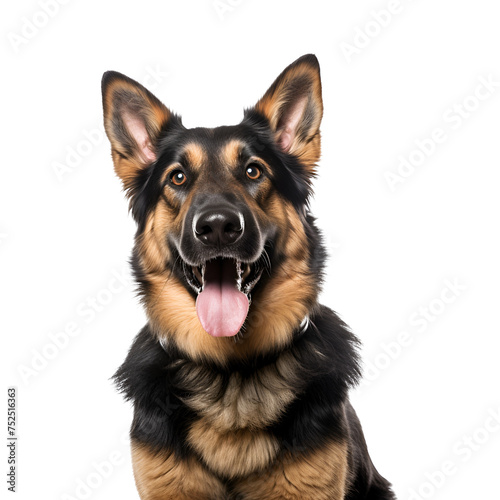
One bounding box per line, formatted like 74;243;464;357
171;346;304;431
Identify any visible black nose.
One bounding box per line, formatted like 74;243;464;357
194;208;244;247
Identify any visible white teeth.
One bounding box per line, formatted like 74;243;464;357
193;267;202;283
243;268;264;295
242;264;251;281
186;259;262;296
188;265;205;294
187;273;202;294
200;264;205;290
236;260;243;292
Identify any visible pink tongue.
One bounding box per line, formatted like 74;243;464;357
196;260;249;337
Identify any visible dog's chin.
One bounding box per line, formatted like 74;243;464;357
181;254;266;338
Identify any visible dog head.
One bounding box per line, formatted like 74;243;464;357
102;54;325;365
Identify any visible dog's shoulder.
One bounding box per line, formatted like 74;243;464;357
270;306;362;451
113;325;195;456
300;305;362;389
113;325;169;402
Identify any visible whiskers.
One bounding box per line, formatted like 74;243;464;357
261;248;272;276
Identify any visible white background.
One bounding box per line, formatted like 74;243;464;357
2;1;500;499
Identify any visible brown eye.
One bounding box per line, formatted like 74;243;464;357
170;170;187;186
246;164;262;180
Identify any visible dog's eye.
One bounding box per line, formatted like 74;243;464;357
170;170;187;186
246;164;262;180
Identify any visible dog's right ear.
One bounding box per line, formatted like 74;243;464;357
101;71;171;191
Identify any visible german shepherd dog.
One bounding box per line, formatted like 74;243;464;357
102;54;395;499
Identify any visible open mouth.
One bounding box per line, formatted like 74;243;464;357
183;257;265;338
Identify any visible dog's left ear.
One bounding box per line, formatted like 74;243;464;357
254;54;323;170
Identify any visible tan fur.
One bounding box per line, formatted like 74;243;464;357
132;442;227;500
233;441;349;500
297;131;321;173
137;203;175;275
136;184;196;274
237;200;316;355
184;142;207;171
187;418;280;478
146;274;236;365
110;151;145;192
220;139;243;168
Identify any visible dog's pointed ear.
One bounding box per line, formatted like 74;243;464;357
102;71;171;190
254;54;323;171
